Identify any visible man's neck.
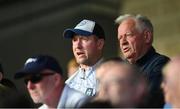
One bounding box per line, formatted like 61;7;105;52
127;58;136;64
80;57;102;70
127;46;151;64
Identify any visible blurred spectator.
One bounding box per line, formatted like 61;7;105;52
101;57;147;108
115;14;169;107
0;63;16;89
82;57;147;108
94;57;123;101
81;57;123;108
161;56;180;108
67;58;79;78
63;19;105;96
0;63;34;108
14;55;88;108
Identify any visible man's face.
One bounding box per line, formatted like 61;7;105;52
72;35;103;66
118;19;146;62
105;65;134;107
161;62;180;105
25;70;57;103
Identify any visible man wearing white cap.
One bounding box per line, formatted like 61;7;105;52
63;19;105;96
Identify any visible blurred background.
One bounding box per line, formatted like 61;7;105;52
0;0;179;93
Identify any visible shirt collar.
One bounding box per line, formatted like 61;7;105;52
79;58;103;78
135;47;156;66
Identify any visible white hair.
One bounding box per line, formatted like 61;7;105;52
115;14;154;43
115;14;153;33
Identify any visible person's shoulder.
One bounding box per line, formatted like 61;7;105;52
65;85;89;102
65;69;80;84
153;52;170;65
60;85;89;108
148;51;170;74
1;78;17;89
65;85;85;96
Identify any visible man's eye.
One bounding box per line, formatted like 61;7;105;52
82;37;89;41
118;35;122;40
72;38;78;42
126;33;133;37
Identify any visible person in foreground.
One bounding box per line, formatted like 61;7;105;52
15;55;88;109
161;56;180;108
81;57;148;108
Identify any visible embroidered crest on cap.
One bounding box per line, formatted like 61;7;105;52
25;58;37;65
75;19;95;33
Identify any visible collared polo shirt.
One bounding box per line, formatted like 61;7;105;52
65;59;103;96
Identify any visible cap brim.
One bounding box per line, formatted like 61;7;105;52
14;67;43;79
63;29;92;39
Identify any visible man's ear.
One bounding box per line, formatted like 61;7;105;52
0;73;3;81
144;29;152;44
54;74;63;86
97;39;105;50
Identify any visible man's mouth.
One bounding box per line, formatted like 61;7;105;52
122;46;130;53
77;51;85;56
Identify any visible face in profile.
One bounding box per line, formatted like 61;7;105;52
72;35;103;66
104;64;136;107
25;70;58;103
161;61;180;106
118;19;146;62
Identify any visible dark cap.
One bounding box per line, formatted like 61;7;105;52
63;19;105;39
14;55;63;79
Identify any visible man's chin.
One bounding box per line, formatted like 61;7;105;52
77;59;87;64
123;54;136;62
123;54;132;59
32;98;42;103
33;100;40;103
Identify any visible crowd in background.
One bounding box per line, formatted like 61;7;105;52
0;14;179;108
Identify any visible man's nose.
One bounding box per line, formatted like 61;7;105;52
121;35;128;45
27;81;35;89
161;81;165;90
75;39;82;48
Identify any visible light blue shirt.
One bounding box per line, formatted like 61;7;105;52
65;59;102;96
57;85;89;108
163;103;172;109
39;85;88;109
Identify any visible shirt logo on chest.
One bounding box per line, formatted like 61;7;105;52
85;88;93;96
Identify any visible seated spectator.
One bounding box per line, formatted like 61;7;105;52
102;59;148;107
94;57;123;102
14;55;88;108
161;56;180;108
81;58;122;108
115;14;170;107
103;62;147;108
0;63;16;89
0;63;33;108
82;57;148;108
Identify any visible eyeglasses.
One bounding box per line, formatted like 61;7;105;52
24;73;55;85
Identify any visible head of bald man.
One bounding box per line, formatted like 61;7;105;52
95;57;123;101
161;56;180;108
96;57;147;107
